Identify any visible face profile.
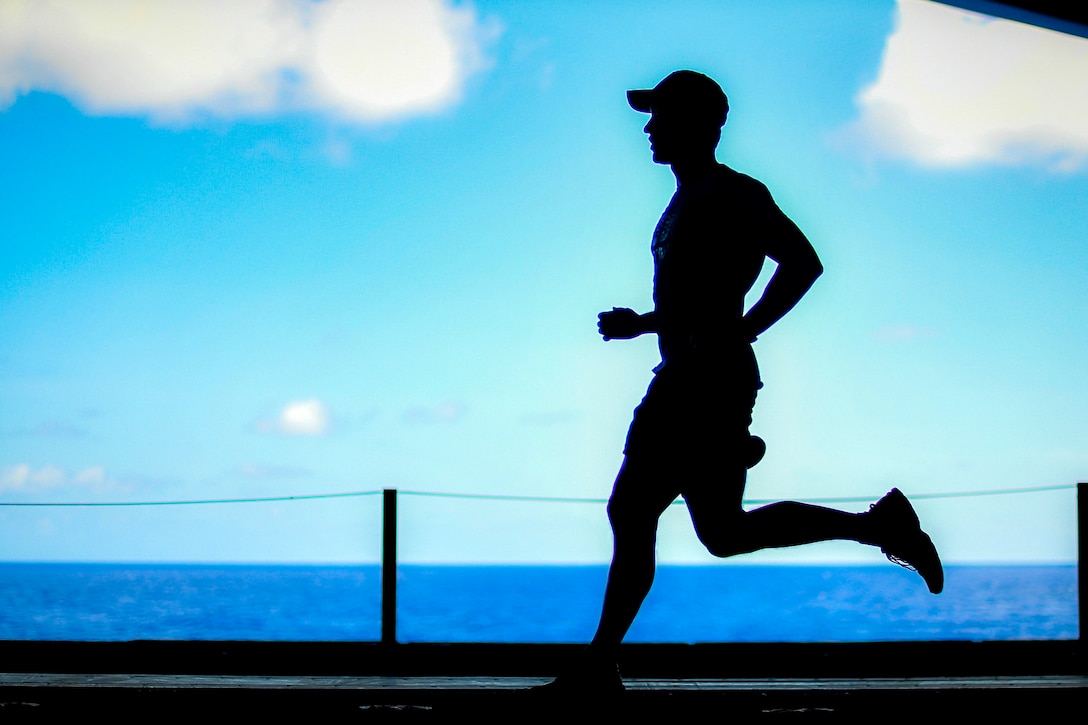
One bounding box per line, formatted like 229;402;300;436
642;109;718;166
628;70;728;168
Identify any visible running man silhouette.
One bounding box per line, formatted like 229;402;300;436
546;70;943;693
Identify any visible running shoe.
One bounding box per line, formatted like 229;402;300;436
868;488;944;594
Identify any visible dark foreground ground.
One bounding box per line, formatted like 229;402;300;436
2;672;1087;722
1;640;1084;721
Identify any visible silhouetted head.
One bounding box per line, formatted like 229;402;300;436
628;70;728;166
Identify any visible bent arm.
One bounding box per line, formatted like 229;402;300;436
740;215;823;342
598;308;659;341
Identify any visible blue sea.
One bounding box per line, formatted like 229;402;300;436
0;563;1076;642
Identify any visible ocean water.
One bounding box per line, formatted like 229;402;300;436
0;563;1076;643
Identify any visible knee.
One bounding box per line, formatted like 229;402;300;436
700;534;746;559
607;496;657;539
696;517;755;559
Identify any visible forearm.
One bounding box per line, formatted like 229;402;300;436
637;310;659;335
741;262;822;341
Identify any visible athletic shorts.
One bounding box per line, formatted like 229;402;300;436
623;346;761;463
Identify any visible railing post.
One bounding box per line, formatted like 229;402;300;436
382;488;398;646
1079;483;1085;646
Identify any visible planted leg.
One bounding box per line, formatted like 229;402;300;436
540;459;676;694
590;458;677;653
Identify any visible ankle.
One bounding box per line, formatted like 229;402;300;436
855;509;880;547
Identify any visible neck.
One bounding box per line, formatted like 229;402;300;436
670;155;719;187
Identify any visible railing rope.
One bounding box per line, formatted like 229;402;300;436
0;482;1075;508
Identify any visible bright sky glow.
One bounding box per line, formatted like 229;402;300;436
255;399;333;436
1;0;1086;565
0;0;494;121
853;0;1088;169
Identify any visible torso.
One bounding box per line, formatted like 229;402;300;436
652;164;771;365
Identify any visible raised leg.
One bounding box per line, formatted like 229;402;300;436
685;465;874;557
685;468;942;593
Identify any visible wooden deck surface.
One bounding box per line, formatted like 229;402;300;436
3;672;1088;689
2;640;1083;719
2;672;1085;721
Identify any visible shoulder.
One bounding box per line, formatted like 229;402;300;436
715;165;774;203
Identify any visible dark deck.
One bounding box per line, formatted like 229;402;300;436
2;672;1086;721
2;640;1085;720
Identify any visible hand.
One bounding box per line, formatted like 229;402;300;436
598;307;642;340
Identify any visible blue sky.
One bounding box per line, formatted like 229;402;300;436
1;0;1086;565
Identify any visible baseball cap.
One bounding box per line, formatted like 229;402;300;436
627;70;729;127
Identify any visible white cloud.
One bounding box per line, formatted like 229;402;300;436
0;463;110;492
73;465;107;485
845;0;1088;170
1;463;32;491
307;0;491;120
0;0;497;123
256;398;332;435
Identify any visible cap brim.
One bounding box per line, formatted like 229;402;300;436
627;89;653;113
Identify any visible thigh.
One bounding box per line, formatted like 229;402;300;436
607;456;681;525
682;462;748;543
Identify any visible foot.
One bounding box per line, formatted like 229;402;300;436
530;656;624;698
867;488;944;594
